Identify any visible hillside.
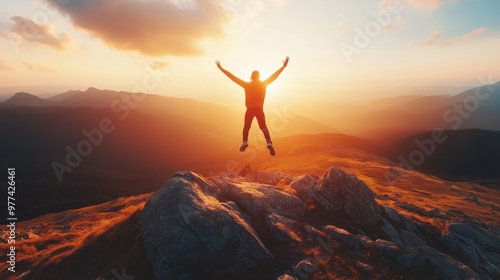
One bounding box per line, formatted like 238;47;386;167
1;144;498;280
378;129;500;184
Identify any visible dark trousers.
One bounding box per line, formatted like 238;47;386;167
243;107;271;143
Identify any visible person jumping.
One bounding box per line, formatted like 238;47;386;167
215;57;290;156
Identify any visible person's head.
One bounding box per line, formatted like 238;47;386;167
250;70;260;81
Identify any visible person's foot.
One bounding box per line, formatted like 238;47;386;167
267;142;275;156
239;142;248;152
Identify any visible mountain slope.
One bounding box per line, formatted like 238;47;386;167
3;92;53;106
378;129;500;183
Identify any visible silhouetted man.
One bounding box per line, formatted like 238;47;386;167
216;57;289;156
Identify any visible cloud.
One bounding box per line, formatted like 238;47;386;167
22;62;56;73
411;28;487;47
410;0;449;10
9;16;72;51
459;27;487;40
44;0;236;57
0;59;13;71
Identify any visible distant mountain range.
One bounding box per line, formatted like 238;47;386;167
0;88;336;220
290;81;500;137
2;84;499;220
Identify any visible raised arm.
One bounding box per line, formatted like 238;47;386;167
215;60;246;87
263;56;289;86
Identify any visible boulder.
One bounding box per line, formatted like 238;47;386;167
375;239;481;279
379;218;426;249
381;205;401;224
400;214;418;232
442;222;500;277
218;180;305;220
244;169;287;185
312;166;381;226
292;258;317;279
358;235;375;249
265;213;301;244
399;229;425;248
140;172;273;280
379;218;403;246
289;174;319;201
322;225;360;251
304;225;326;241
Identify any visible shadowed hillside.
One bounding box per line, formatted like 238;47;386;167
378;129;500;185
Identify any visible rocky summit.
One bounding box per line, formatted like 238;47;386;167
140;166;499;280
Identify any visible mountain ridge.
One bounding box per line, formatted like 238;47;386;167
2;151;498;279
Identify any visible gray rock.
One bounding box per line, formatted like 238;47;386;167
375;239;481;279
322;225;360;251
399;229;425;247
304;225;341;255
277;274;299;280
140;172;273;280
266;213;301;244
400;215;418;232
442;222;500;277
218;180;305;220
304;225;326;240
245;169;285;185
289;174;319;201
312;166;381;226
358;235;375;249
173;170;219;197
381;205;401;224
413;246;481;280
379;218;403;247
375;239;429;268
293;258;318;279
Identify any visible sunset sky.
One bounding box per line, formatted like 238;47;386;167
1;0;499;107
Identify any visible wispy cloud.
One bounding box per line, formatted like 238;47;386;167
410;28;487;47
9;16;72;51
410;0;450;10
0;59;13;71
43;0;236;57
22;62;56;73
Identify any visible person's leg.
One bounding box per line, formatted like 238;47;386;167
241;108;255;152
255;108;275;156
243;108;255;142
255;108;271;143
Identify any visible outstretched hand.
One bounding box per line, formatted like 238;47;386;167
215;60;223;70
283;56;290;67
